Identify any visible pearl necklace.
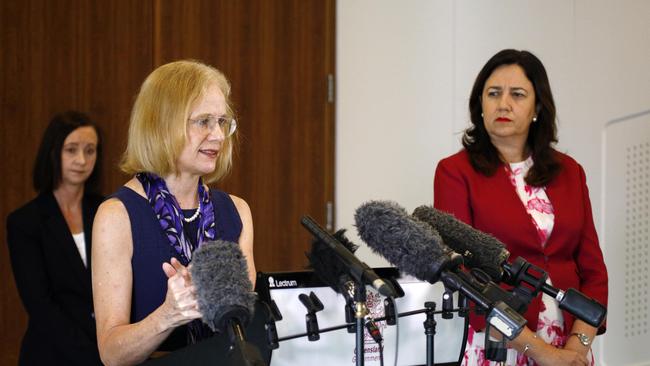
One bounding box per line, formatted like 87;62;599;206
183;200;201;223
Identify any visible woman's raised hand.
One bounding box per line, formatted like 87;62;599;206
160;257;202;329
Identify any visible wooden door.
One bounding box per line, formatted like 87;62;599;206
0;1;153;364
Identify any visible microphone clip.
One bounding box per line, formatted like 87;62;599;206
383;297;397;325
299;291;324;341
457;292;469;318
423;301;438;337
441;289;454;319
345;299;357;333
261;299;282;350
505;257;547;303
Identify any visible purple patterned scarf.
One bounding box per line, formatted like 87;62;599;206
136;172;216;264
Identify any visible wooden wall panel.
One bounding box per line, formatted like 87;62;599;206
0;1;153;364
1;0;334;363
155;0;336;272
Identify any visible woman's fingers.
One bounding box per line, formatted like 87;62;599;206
162;262;177;278
170;257;185;271
162;258;203;324
163;258;187;279
169;257;193;286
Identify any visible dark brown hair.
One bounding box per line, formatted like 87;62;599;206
463;49;560;186
33;111;102;193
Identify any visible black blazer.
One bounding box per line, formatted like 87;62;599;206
6;192;103;366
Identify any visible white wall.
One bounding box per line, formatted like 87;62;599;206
336;1;650;365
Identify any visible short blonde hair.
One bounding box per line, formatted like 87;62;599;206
120;60;237;183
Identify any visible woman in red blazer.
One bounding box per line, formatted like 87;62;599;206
434;50;607;366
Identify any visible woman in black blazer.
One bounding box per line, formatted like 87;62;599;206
7;111;104;365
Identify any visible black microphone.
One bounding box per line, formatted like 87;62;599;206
413;205;607;328
354;201;527;340
301;216;397;298
191;240;264;366
308;236;384;336
306;228;359;301
307;229;363;333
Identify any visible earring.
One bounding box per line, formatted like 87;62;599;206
532;116;537;122
481;113;484;118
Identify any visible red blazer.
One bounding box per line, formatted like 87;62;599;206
434;149;608;334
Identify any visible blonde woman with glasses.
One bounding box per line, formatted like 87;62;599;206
92;60;255;365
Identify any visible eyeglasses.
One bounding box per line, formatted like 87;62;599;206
188;115;237;137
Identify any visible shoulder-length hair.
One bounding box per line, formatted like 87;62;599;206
120;60;237;183
33;111;102;193
463;49;561;186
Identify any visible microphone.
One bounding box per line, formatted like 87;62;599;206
301;216;398;298
306;228;363;333
413;205;607;328
191;240;264;365
354;201;462;283
306;228;359;301
304;220;391;341
412;205;508;280
354;200;527;340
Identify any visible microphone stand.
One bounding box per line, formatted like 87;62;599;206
353;281;368;366
226;318;266;366
277;305;469;342
274;294;471;366
423;301;437;366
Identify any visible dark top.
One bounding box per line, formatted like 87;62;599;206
111;186;243;349
6;191;104;366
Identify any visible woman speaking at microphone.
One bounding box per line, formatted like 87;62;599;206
92;60;256;365
433;49;607;366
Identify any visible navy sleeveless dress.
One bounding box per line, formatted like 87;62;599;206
111;186;243;349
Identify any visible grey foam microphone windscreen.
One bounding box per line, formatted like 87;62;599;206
412;205;509;281
356;202;530;339
191;240;256;332
354;200;458;283
413;206;608;328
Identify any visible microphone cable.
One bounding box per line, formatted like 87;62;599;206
391;296;399;366
364;315;384;366
378;295;399;366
